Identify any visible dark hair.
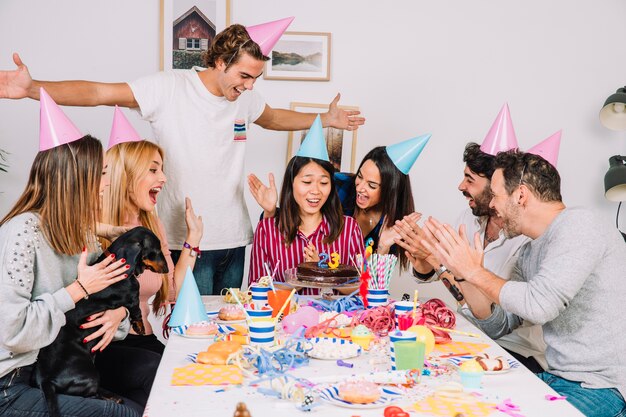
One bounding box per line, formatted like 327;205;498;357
277;156;344;245
463;142;496;178
494;150;562;202
203;24;269;70
356;147;415;271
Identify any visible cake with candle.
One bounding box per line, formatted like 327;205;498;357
296;261;359;285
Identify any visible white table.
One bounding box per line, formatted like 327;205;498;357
144;297;583;417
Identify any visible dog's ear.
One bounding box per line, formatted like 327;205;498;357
123;242;144;274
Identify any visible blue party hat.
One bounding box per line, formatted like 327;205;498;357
168;267;207;327
385;134;432;174
295;115;329;162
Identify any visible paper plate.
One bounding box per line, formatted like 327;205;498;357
172;323;235;339
214;318;248;325
306;338;361;360
448;355;520;374
319;385;402;409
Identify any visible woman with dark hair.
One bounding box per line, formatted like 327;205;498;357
248;119;364;291
249;135;430;272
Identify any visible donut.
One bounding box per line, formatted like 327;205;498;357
186;321;218;336
474;354;510;371
337;380;381;404
218;305;246;321
196;340;242;365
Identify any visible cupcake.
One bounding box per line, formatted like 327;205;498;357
185;321;218;336
458;359;484;389
351;325;374;350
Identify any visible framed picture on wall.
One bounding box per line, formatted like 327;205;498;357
264;32;331;81
160;0;231;70
286;102;359;173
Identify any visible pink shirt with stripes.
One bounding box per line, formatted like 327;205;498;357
248;216;365;295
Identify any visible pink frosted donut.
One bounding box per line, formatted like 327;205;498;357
186;321;218;336
338;380;381;404
218;305;245;321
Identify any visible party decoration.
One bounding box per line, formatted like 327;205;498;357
527;130;561;167
246;17;295;56
171;364;243;386
108;105;142;149
407;325;435;355
480;103;519;156
39;87;83;151
295;306;320;328
169;267;208;327
385;134;432;175
295;114;329;161
328;252;340;269
317;253;329;269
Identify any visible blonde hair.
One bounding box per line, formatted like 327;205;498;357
1;136;102;255
101;141;169;315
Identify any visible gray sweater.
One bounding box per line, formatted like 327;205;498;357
0;213;130;378
477;207;626;398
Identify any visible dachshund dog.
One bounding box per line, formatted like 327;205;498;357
32;227;169;417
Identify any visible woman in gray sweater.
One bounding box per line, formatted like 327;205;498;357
0;134;140;417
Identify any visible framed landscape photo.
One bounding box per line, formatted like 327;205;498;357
286;102;359;172
264;32;331;81
160;0;231;70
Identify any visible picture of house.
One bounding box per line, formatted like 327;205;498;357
172;5;216;69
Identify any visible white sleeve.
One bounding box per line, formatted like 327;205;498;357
247;90;267;123
128;71;176;123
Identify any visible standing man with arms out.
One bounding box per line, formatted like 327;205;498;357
0;17;365;295
393;104;546;372
422;150;626;417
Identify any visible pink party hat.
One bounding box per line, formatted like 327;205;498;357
108;106;143;149
480;103;519;156
527;130;561;167
246;17;294;56
39;87;83;151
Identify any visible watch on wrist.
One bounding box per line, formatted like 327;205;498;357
435;264;449;278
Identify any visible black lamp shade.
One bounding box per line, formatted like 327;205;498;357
600;87;626;131
604;156;626;201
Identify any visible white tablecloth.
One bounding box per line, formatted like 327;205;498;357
144;297;583;417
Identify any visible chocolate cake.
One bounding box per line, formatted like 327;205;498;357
296;262;359;285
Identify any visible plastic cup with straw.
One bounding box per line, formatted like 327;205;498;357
274;288;296;324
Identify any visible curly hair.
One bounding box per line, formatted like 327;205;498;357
463;142;496;178
494;150;562;202
203;24;269;69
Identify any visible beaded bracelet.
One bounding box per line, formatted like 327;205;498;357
183;241;201;258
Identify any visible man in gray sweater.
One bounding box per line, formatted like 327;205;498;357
422;150;626;417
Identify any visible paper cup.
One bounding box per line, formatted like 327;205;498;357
393;301;415;328
249;321;276;347
389;330;417;370
366;289;389;308
246;308;273;321
250;284;271;309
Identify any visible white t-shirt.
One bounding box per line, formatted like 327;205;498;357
129;69;266;250
455;209;547;367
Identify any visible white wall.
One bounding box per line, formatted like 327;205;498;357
2;0;626;303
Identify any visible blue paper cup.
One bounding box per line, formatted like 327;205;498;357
250;284;271;309
389;330;417;370
366;289;389;308
245;308;273;321
393;301;415;327
459;370;484;389
249;321;276;347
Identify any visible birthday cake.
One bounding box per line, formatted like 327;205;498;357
296;262;359;285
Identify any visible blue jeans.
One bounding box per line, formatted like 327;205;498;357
171;246;245;295
537;372;626;417
0;365;140;417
